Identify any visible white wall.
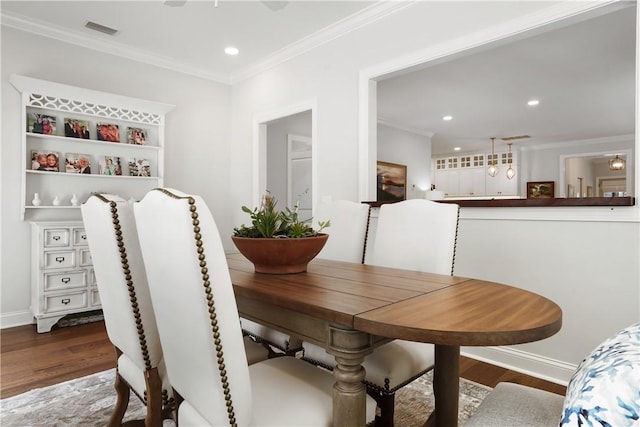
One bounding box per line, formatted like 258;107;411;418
1;27;232;327
377;123;432;199
230;1;640;384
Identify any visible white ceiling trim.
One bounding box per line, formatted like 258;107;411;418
1;1;412;86
377;118;434;138
229;1;415;84
1;11;231;83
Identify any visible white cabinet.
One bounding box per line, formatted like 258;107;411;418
458;154;485;196
433;156;460;196
31;221;99;333
433;151;518;198
10;74;174;219
485;151;518;196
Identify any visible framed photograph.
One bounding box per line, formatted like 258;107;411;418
128;158;151;177
27;113;56;135
64;118;91;139
527;181;554;199
99;156;122;176
96;122;120;142
126;127;148;145
377;161;407;202
65;153;93;174
31;150;60;172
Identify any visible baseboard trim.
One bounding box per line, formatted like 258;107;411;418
462;346;577;386
1;310;34;329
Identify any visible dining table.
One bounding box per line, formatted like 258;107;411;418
226;253;562;427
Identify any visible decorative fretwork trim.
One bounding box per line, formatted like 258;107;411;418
153;188;237;427
28;94;162;125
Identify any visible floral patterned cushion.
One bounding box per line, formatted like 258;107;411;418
560;322;640;426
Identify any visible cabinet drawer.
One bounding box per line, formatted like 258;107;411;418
90;288;101;307
44;250;76;269
73;228;88;246
44;228;70;248
79;248;92;266
44;291;87;313
44;270;86;291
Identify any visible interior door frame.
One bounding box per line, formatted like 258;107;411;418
252;99;318;211
287;134;313;217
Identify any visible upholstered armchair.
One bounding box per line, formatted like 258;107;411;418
133;188;376;426
466;322;640;426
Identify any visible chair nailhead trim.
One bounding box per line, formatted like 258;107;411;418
154;188;237;427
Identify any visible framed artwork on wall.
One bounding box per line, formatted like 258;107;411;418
527;181;554;199
377;161;407;202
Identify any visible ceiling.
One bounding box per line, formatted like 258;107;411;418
1;1;636;157
377;3;637;155
0;0;382;82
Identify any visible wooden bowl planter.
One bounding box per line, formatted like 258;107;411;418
231;234;329;274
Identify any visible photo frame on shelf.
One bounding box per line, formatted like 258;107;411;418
527;181;555;199
27;113;56;135
64;118;91;139
128;158;151;177
96;122;120;142
65;153;93;174
31;150;60;172
99;156;122;176
126;127;148;145
377;161;407;202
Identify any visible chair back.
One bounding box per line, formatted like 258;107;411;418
81;194;163;371
134;188;252;426
369;199;459;275
315;200;371;263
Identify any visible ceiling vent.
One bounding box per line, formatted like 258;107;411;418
84;21;119;36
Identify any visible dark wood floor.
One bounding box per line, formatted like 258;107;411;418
0;321;567;399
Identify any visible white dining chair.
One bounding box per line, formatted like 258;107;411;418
303;199;460;426
133;188;376;426
82;194;268;426
81;193;175;426
315;199;371;263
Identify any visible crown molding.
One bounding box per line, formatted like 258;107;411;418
377;118;434;138
228;1;415;84
1;1;413;86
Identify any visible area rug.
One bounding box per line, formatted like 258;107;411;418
0;368;490;426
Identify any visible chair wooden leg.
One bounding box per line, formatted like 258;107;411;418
144;367;164;427
109;371;130;427
371;392;395;427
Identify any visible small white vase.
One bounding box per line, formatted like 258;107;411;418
52;196;60;206
70;194;79;206
32;193;42;206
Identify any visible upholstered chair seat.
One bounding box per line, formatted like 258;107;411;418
134;188;376;426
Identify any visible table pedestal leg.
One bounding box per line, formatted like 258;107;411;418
326;326;372;427
423;344;460;427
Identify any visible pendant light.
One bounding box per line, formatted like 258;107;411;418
505;143;515;180
609;155;625;171
487;137;499;177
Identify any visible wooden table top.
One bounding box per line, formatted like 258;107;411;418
226;253;562;346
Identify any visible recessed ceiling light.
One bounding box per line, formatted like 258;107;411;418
443;115;453;121
224;47;239;56
527;99;540;106
453;147;461;151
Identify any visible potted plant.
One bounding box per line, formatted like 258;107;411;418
232;192;330;274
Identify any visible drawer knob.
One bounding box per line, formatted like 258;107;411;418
53;236;61;241
81;235;87;240
61;277;71;284
55;256;65;263
61;298;71;305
